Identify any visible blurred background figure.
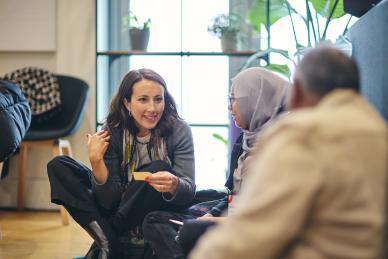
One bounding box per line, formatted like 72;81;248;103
189;45;388;259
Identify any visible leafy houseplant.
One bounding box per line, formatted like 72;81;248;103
123;11;151;51
208;13;241;52
243;0;350;77
247;0;347;49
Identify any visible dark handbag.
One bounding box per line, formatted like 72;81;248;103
177;219;216;256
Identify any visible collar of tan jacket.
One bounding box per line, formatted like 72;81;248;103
316;88;359;109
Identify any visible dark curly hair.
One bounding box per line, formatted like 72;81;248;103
106;68;180;137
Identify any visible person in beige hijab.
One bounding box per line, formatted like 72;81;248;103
189;45;387;259
205;66;290;217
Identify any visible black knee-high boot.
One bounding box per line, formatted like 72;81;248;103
83;241;99;259
83;221;115;259
83;219;123;259
65;206;122;259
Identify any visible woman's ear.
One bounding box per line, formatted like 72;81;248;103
123;98;131;112
289;79;321;110
288;80;303;111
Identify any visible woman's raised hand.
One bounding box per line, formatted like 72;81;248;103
146;171;179;195
87;130;111;163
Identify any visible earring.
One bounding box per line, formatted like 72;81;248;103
128;111;132;117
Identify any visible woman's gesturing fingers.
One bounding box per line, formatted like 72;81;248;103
87;130;111;162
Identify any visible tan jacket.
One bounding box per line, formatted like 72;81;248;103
189;90;387;259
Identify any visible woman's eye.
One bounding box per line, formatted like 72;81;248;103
138;97;147;103
154;97;163;103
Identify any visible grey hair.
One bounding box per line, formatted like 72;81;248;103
295;45;360;97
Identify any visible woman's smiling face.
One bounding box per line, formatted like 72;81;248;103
124;79;165;137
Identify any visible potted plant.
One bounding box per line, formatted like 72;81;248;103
208;13;241;52
123;11;151;51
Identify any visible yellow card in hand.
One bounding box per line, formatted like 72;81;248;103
133;171;152;181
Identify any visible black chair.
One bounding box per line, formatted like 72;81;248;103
17;75;89;225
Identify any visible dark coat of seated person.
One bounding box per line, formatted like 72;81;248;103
0;79;31;178
142;67;290;259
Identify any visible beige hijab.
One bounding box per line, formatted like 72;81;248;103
233;67;290;154
231;67;290;195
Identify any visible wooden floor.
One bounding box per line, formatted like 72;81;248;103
0;210;92;259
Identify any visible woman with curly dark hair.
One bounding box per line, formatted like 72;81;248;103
47;68;195;258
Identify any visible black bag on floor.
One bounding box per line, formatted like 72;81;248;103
120;226;156;259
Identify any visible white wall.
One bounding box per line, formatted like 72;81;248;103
0;0;96;209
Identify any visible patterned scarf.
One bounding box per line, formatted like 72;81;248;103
121;129;171;183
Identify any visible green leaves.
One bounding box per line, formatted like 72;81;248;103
265;64;290;77
212;133;228;148
240;48;293;78
244;0;347;77
247;0;290;33
247;0;346;39
122;11;151;31
309;0;345;19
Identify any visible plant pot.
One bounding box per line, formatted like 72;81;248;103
220;31;237;52
129;28;150;51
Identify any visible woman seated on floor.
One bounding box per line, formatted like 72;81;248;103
47;68;196;258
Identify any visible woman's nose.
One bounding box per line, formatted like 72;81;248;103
147;101;156;111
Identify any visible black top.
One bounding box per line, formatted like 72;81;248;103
208;133;244;216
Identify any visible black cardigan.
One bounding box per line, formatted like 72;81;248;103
208;133;243;216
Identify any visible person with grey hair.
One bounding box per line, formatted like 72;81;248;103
189;46;387;259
